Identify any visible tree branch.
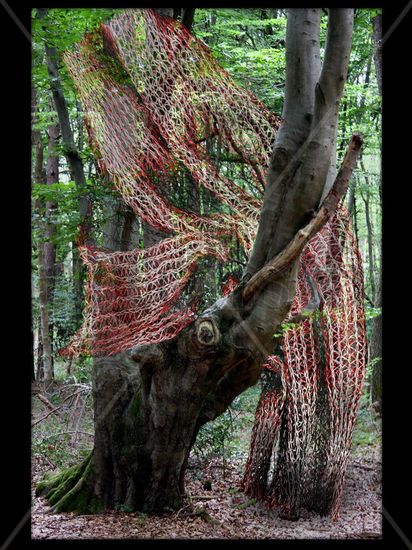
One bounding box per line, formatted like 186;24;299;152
36;394;59;415
287;270;321;324
245;9;321;277
242;133;363;302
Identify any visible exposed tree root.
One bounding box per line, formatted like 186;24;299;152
35;453;103;514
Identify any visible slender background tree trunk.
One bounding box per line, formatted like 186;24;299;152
369;13;382;412
37;8;93;329
32;86;54;381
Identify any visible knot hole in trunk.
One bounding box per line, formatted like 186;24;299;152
195;318;220;346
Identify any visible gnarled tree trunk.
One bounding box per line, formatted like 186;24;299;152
37;8;355;515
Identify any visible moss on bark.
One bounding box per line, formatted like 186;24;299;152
35;452;103;514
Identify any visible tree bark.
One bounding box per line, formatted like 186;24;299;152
369;12;382;411
181;8;196;32
102;195;141;252
38;9;91;231
37;215;54;381
32;86;54;381
243;134;362;302
370;262;382;407
33;140;54;381
37;8;355;515
154;8;174;18
373;15;382;96
360;160;376;301
44;122;59;303
44;122;60;375
245;8;322;277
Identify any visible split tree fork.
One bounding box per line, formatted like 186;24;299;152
37;9;360;514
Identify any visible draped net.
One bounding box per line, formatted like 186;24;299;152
241;205;366;520
61;8;366;519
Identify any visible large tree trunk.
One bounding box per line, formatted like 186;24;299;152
102;195;141;252
37;8;354;515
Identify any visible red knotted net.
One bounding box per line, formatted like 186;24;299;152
241;205;366;520
61;8;279;356
61;9;367;519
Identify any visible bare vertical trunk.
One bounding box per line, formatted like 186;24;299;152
373;15;382;96
246;8;322;277
44;122;59;374
38;235;54;380
40;25;91;232
347;177;356;215
34;151;54;381
37;8;92;328
365;195;375;299
360;159;376;300
181;9;196;31
351;190;360;245
44;123;58;298
142;222;167;248
370;265;382;409
31;330;36;382
32;86;54;381
36;327;44;381
369;12;382;411
102;194;141;252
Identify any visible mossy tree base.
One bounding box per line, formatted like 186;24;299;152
34;298;274;517
35;453;103;514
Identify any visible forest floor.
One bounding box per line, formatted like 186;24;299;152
31;443;381;540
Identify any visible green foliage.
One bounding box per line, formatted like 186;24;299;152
193;409;234;460
32;384;94;469
352;392;381;447
52;275;80;349
193;8;381;310
135;513;147;525
192;384;260;461
235;497;258;510
194;9;286;113
115;503;134;513
32;8;116;56
73;357;94;383
364;303;381;340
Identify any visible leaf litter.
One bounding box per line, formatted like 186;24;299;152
31;443;381;540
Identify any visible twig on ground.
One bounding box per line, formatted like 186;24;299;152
32;390;88;427
40;430;94;441
36;394;59;415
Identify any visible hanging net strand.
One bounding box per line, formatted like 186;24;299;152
240;356;287;502
242;206;366;520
